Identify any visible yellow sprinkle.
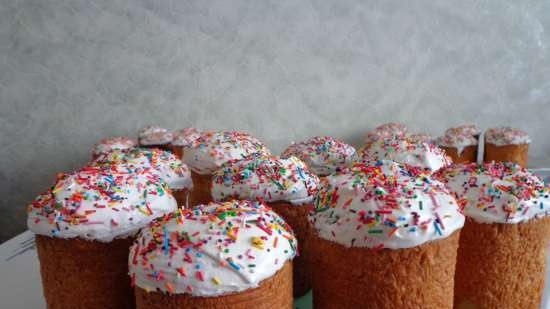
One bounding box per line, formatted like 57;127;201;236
212;277;222;285
251;236;265;250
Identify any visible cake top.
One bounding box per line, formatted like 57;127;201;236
92;148;192;191
309;160;464;249
281;136;357;176
138;125;173;146
437;125;480;147
365;122;408;143
485;127;531;145
92;136;136;156
172;128;202;147
358;137;451;172
211;155;320;205
27;166;177;242
434;162;549;224
182;131;272;175
129;200;297;296
407;133;433;144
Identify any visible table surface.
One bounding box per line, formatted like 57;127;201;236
2;168;550;309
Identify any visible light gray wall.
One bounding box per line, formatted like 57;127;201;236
1;0;550;242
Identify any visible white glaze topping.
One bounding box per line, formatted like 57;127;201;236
172;128;202;147
92;136;136;156
358;137;451;172
139;125;173;146
435;162;550;224
437;125;480;155
309;160;464;249
365;123;408;143
27;166;177;242
281;136;357;176
182;131;271;175
129;200;297;296
211;155;320;205
485;127;531;145
92;148;192;191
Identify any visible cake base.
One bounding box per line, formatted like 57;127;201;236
171;189;189;209
269;201;311;297
135;261;293;309
441;145;478;164
139;144;172;152
189;172;213;207
170;145;184;160
454;217;550;309
483;143;529;167
35;235;135;309
310;231;460;309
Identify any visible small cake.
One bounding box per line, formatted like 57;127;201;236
437;125;480;164
365;122;408;144
211;155;320;297
358;136;451;172
170;127;201;160
484;127;531;167
435;162;550;309
281;136;357;177
92;148;193;207
92;136;136;159
129;200;296;309
28;166;177;309
181;131;271;206
138;125;173;151
309;161;464;309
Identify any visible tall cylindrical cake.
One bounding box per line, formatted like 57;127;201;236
92;148;193;207
281;136;357;178
437;125;480;164
358;136;451;173
129;200;296;309
181;131;271;206
211;155;320;297
92;136;136;160
309;161;465;309
138;125;173;152
170;127;201;160
484;127;531;167
435;162;550;309
364;122;408;145
407;133;434;144
27;166;178;309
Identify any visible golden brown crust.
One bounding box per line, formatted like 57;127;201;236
310;231;460;309
170;188;189;209
189;172;213;206
441;145;478;164
483;143;529;167
35;235;135;309
269;201;312;297
454;217;550;309
169;145;184;160
135;261;293;309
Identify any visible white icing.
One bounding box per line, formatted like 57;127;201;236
92;148;193;191
436;162;550;224
358;137;451;172
211;155;320;205
172;128;202;147
365;123;408;143
129;200;296;296
27;166;178;242
437;125;480;155
93;136;136;156
139;125;173;146
281;136;357;176
309;160;465;249
182;131;271;175
485;127;531;145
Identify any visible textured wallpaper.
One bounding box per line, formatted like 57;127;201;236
1;0;550;242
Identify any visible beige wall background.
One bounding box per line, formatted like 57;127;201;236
1;0;550;242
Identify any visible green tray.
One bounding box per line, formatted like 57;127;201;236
294;290;312;309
